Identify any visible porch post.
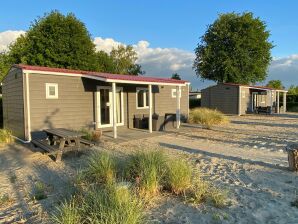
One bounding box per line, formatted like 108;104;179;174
148;84;153;133
269;90;273;114
277;91;280;114
283;92;287;113
176;85;181;129
112;82;117;138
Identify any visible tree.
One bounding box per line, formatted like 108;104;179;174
193;12;273;84
7;11;98;71
109;45;144;75
266;80;284;89
171;73;181;80
0;11;145;80
288;85;298;95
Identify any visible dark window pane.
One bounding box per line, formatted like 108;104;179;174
138;90;144;107
145;90;149;107
49;86;56;96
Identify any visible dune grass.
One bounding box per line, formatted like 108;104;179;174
189;108;229;129
53;149;228;223
165;158;192;195
81;184;144;224
52;199;81;224
84;151;116;185
125;151;167;198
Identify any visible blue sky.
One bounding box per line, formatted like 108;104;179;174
0;0;297;89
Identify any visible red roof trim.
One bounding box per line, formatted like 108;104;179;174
14;64;188;85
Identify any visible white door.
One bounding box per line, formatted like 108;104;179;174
96;86;124;128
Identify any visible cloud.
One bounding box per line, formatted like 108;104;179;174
0;30;297;89
0;30;25;52
266;55;298;88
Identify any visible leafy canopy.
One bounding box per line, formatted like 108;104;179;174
288;85;298;95
171;73;181;80
266;80;284;90
0;11;144;80
193;12;273;84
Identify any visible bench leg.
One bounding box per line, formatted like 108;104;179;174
56;139;65;162
75;137;80;155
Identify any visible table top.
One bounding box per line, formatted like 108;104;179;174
44;128;84;139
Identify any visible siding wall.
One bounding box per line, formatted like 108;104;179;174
126;85;189;128
2;68;25;139
201;84;239;114
27;73;188;139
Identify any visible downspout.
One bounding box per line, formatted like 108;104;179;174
25;72;32;141
238;86;242;116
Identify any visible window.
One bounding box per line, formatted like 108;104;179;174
136;88;149;109
46;83;58;99
171;88;181;98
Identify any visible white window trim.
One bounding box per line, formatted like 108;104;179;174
136;87;149;109
171;88;181;98
46;83;58;99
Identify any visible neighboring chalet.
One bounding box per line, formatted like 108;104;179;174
2;64;190;141
189;91;201;100
201;83;288;115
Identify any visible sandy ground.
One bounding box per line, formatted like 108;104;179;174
1;114;298;223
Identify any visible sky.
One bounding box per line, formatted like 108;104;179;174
0;0;297;90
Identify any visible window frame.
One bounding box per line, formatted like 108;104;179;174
171;88;182;98
136;87;149;109
46;83;58;99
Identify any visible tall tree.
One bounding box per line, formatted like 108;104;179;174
171;73;181;80
193;12;273;84
7;11;98;71
109;45;144;75
266;80;284;89
0;11;145;80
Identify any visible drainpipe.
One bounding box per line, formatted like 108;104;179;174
238;86;242;116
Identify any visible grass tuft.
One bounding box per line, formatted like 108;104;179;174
187;178;210;204
0;129;13;144
208;187;228;208
52;198;81;224
32;181;47;200
165;158;192;195
125;151;167;198
189;108;229;129
84;151;116;185
81;184;144;224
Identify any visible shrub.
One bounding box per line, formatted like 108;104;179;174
81;184;144;224
52;199;81;224
0;129;13;144
125;151;167;198
208;187;228;208
165;158;192;195
85;151;116;185
189;108;228;129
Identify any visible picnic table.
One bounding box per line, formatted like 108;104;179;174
31;128;94;161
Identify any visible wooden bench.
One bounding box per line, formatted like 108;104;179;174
31;139;59;156
80;138;95;146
